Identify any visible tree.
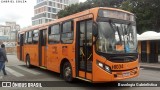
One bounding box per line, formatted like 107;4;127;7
120;0;160;34
57;0;126;18
58;0;160;34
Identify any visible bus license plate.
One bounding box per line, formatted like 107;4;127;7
123;71;130;77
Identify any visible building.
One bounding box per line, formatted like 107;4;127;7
0;22;20;41
138;31;160;63
32;0;79;25
69;0;79;5
32;0;68;25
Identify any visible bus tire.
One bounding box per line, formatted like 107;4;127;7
63;62;73;82
26;55;32;68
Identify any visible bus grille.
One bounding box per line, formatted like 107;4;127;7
108;56;137;63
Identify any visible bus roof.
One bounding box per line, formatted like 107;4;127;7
19;7;134;33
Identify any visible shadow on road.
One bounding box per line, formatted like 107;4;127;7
18;65;128;88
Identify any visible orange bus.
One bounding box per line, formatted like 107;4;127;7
17;7;139;83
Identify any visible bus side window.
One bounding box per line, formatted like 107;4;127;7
61;21;74;44
17;34;20;45
20;34;24;46
33;30;39;44
42;30;46;46
48;24;60;44
27;31;33;44
24;32;28;44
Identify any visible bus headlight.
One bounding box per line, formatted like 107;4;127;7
96;60;111;74
104;65;111;73
98;62;103;68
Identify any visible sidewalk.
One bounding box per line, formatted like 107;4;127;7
7;53;16;55
140;63;160;70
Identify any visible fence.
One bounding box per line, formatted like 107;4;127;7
3;42;16;54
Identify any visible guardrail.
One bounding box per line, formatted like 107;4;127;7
2;42;17;55
5;47;16;55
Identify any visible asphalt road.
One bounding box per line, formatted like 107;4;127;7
0;55;160;90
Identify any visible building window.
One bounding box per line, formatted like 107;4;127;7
34;10;37;14
52;8;56;13
45;19;48;23
38;8;40;13
62;5;64;9
48;13;51;18
39;19;41;24
52;14;56;19
48;7;51;12
32;21;35;25
61;21;74;43
39;8;42;13
49;1;52;6
64;0;68;4
42;19;45;23
60;0;62;3
59;4;61;9
48;24;60;44
44;6;46;11
53;2;55;7
57;3;60;8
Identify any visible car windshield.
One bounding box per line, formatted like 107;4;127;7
96;21;137;54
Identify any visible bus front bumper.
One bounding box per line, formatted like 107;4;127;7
92;65;139;83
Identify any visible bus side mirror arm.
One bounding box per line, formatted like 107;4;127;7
93;22;98;37
93;22;98;45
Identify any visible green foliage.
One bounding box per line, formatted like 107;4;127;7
57;0;125;18
57;2;92;18
57;0;160;34
120;0;160;34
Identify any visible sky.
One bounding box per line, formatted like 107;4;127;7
0;0;36;28
0;0;86;28
79;0;86;2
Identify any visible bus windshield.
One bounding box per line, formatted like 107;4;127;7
96;21;137;54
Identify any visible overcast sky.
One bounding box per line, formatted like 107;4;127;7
0;0;86;28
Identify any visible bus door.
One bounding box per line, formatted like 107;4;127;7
76;19;93;80
39;29;47;67
20;34;24;61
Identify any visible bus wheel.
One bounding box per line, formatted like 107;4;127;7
63;62;73;82
26;55;32;68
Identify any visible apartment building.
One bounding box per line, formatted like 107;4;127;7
0;22;20;41
69;0;79;4
32;0;79;25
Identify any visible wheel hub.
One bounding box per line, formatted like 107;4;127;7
26;60;28;66
65;67;71;77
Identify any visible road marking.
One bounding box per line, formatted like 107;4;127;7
140;68;144;70
15;66;40;75
6;67;24;77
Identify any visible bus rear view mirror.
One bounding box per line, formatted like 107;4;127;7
93;22;98;37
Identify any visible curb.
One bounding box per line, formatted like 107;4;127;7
7;53;16;55
140;65;160;70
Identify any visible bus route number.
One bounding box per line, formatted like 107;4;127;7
112;64;124;70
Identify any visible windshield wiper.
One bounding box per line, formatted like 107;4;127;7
126;24;135;45
109;21;122;44
116;26;122;45
122;25;133;52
